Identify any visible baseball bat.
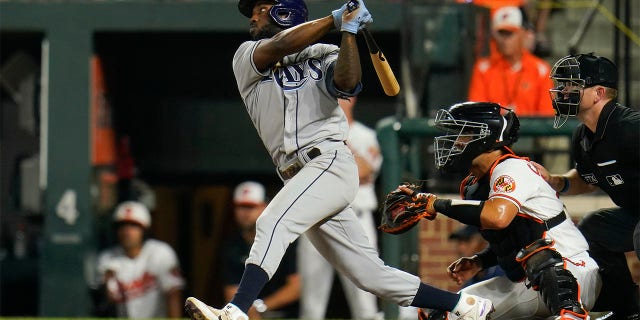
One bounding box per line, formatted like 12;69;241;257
361;28;400;96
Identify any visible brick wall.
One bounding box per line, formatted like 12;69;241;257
416;217;640;293
417;217;468;292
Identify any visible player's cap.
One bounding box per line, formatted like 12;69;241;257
233;181;266;207
113;201;151;228
492;6;523;31
449;225;480;241
576;53;618;89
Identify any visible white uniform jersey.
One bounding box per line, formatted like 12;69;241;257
97;239;185;319
348;121;382;212
488;158;589;259
232;40;349;168
463;157;601;319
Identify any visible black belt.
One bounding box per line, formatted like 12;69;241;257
278;141;346;180
544;211;567;230
278;148;321;180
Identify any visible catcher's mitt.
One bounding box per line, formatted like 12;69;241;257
378;183;437;234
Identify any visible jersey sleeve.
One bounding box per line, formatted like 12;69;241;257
488;159;537;210
96;251;111;284
316;44;362;98
281;43;338;65
151;243;185;292
232;40;270;101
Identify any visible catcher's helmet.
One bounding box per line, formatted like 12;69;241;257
433;102;520;172
238;0;308;28
549;53;618;128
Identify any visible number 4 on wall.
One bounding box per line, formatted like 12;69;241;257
56;190;79;225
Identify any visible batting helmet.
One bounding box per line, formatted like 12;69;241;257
238;0;308;28
433;102;520;172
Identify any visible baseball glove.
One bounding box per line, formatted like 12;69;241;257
378;183;437;235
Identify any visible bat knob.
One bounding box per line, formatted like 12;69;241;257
347;0;359;12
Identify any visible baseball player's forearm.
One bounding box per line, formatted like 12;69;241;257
480;197;519;229
333;33;361;92
434;197;517;230
253;16;335;71
224;285;239;302
353;152;374;182
166;288;183;318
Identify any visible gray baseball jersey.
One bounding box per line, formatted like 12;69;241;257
232;40;422;307
233;40;349;168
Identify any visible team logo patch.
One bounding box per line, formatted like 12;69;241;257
606;174;624;186
581;173;598;184
493;175;516;193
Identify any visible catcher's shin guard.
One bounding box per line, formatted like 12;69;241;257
417;309;446;320
516;239;588;319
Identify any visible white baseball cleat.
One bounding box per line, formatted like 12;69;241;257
448;293;495;320
184;297;248;320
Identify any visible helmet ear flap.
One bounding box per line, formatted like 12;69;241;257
268;0;308;28
502;110;520;146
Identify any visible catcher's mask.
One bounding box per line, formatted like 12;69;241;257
238;0;308;28
434;102;520;172
549;53;617;128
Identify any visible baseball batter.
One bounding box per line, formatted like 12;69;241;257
388;102;600;320
184;0;494;320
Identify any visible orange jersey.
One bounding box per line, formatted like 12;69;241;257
456;0;525;10
468;51;554;117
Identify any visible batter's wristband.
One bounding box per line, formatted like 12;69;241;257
433;199;483;227
559;176;570;193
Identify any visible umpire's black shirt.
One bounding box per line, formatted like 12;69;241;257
571;100;640;213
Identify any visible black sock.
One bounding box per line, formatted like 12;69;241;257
410;282;460;311
229;264;269;313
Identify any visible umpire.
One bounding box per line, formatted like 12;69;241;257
533;53;639;318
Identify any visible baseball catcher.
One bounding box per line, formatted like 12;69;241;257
380;102;601;320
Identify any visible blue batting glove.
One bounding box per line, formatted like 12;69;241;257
340;0;372;34
331;3;349;29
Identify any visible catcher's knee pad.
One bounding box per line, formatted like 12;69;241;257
516;239;587;318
